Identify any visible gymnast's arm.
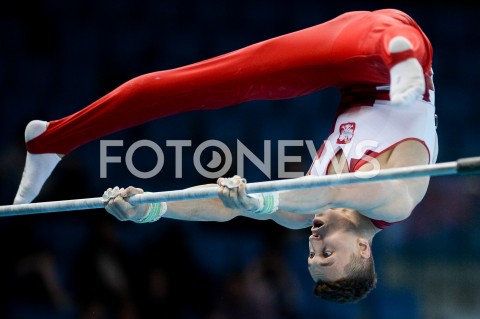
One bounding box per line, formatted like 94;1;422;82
278;139;432;222
104;184;313;230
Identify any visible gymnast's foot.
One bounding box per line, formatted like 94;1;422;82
13;120;62;204
388;36;426;107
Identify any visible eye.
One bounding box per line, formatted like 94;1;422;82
323;251;332;258
309;252;315;259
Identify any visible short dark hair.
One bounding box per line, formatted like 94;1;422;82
313;253;377;303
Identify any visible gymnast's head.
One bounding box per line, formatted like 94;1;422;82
308;208;377;303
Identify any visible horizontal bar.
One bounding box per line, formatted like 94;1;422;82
0;156;479;217
128;160;459;205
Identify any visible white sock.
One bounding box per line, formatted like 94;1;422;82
388;36;425;107
14;120;62;204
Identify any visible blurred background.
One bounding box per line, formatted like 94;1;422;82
1;0;480;318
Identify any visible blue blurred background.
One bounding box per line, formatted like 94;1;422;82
1;0;480;318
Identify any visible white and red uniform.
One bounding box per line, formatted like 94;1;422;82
309;81;437;229
309;84;436;176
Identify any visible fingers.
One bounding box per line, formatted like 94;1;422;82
103;186;143;203
217;175;244;189
121;186;144;198
103;186;141;221
109;196;132;221
102;186;121;202
217;178;240;209
217;176;259;211
237;179;248;198
221;186;242;210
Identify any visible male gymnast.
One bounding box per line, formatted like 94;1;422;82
14;9;437;303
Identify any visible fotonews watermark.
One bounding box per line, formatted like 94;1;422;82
99;139;380;180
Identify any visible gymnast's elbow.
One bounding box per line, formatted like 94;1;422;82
370;181;419;223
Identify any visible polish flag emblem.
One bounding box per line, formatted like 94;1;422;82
337;122;356;144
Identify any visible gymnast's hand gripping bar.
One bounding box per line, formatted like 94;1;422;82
1;157;479;217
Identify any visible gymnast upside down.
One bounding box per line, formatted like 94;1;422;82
14;9;436;303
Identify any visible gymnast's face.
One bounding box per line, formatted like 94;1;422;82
307;208;369;282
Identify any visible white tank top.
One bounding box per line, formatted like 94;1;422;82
309;88;437;176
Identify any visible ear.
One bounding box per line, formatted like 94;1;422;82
357;238;371;259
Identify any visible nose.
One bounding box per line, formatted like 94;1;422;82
309;233;322;254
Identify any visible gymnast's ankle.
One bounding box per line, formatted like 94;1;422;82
387;37;425;107
13;120;62;204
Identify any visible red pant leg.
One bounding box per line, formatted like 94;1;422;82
326;9;432;85
26;9;431;155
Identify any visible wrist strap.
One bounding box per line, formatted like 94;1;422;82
135;202;167;223
253;192;279;215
